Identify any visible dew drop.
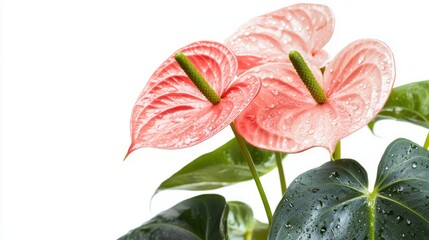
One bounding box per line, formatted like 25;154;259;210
320;226;327;235
396;215;404;223
271;89;279;96
329;171;340;180
412;162;417;168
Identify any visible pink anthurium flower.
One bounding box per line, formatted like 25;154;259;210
234;39;395;153
225;3;334;74
126;41;260;157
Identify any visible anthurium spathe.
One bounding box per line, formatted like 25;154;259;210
126;41;261;156
224;3;334;74
234;39;395;153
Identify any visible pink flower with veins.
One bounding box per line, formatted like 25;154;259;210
126;41;260;157
225;3;334;74
234;39;395;153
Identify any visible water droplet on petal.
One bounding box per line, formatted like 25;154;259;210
412;162;417;168
271;89;279;95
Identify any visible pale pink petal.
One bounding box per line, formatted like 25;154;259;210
127;41;260;155
235;39;395;154
234;63;330;153
225;3;334;74
323;39;395;139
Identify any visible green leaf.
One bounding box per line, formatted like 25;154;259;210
227;201;269;240
118;194;228;240
227;201;254;238
250;221;269;240
369;80;429;131
269;138;429;240
155;138;286;192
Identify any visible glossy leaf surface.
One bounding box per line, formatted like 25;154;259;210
118;194;228;240
227;201;269;240
127;41;260;156
269;138;429;240
235;39;395;153
227;201;254;238
369;80;429;131
155;138;286;192
225;3;334;74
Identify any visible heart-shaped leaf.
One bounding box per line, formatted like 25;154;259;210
127;41;260;156
225;3;334;74
227;201;269;240
155;138;286;192
118;194;228;240
235;39;395;153
369;80;429;131
269;138;429;239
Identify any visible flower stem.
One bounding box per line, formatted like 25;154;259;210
331;140;341;161
275;152;287;195
175;52;221;104
424;132;429;149
289;51;327;104
230;122;272;225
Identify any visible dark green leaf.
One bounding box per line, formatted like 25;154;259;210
155;138;286;192
118;194;228;240
269;138;429;240
369;80;429;131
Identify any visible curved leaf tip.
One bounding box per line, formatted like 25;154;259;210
369;80;429;132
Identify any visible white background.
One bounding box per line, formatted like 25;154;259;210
2;0;429;239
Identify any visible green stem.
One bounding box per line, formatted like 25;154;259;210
244;231;251;240
289;51;327;104
230;122;272;225
331;140;341;161
368;189;377;240
275;152;287;195
424;132;429;149
175;52;221;104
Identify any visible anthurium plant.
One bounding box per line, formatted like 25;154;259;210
120;3;429;240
